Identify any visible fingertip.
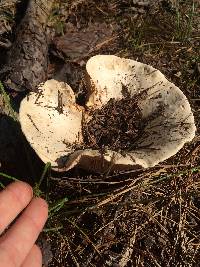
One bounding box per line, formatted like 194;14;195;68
0;181;33;235
7;181;33;201
33;197;49;219
32;244;42;260
35;197;48;209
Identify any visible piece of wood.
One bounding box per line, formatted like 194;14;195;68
3;0;55;91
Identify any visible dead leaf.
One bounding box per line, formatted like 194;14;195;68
53;22;117;61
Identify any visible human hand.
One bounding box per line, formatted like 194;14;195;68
0;181;48;267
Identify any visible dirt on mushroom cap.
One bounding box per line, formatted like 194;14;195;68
82;96;145;151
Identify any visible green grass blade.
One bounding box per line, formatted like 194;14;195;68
0;172;19;182
38;162;51;187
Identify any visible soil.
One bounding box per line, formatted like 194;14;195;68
83;97;144;151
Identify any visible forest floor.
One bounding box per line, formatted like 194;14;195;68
0;0;200;266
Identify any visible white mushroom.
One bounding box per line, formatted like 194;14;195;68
19;55;196;172
19;80;84;168
83;55;196;169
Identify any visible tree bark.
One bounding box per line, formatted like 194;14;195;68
3;0;55;92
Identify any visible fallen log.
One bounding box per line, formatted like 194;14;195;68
2;0;55;92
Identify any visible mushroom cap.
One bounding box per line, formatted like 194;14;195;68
19;79;83;167
19;56;196;172
83;55;196;169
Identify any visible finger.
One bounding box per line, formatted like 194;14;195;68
21;245;42;267
0;181;33;234
0;198;48;267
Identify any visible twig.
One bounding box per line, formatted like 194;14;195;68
66;218;102;257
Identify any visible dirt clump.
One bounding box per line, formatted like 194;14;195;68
83;96;144;151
